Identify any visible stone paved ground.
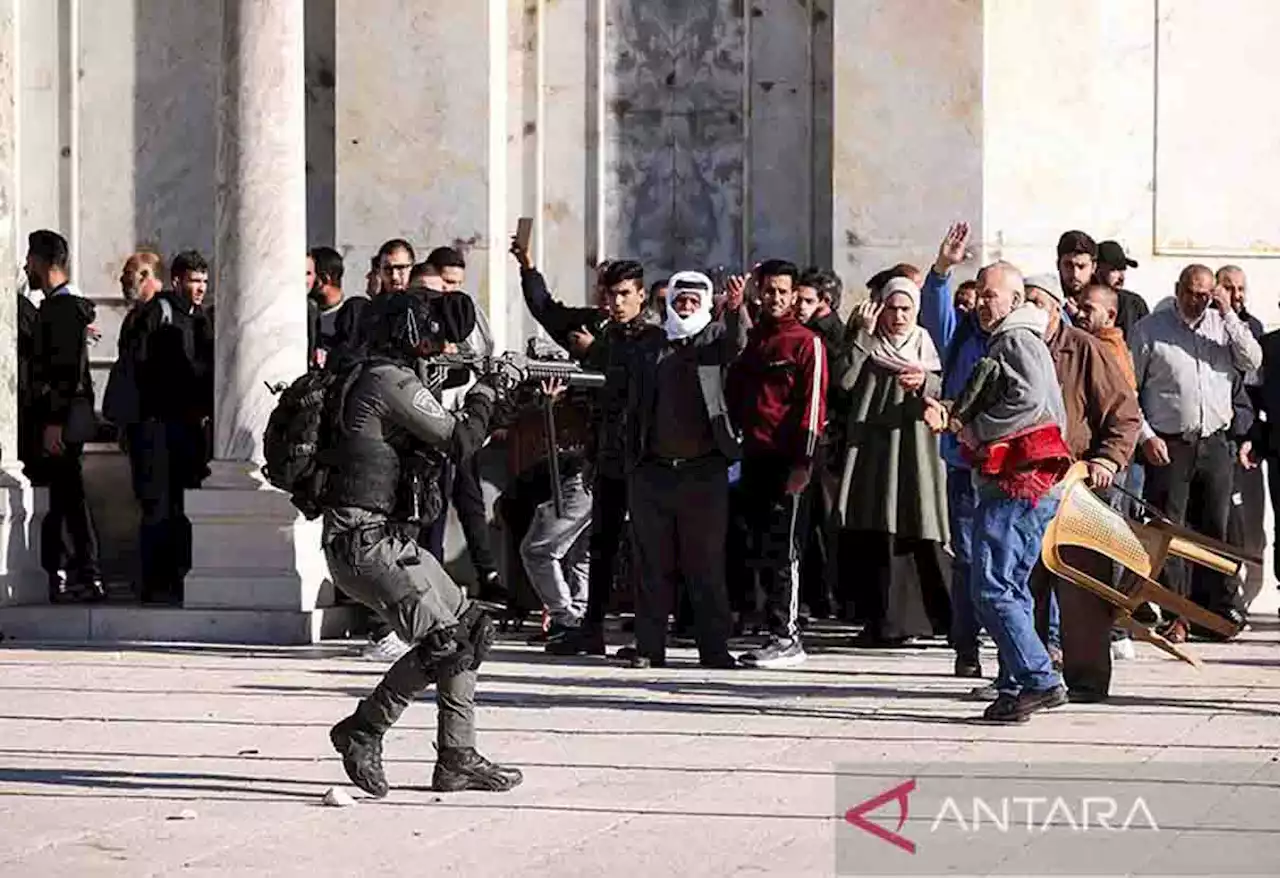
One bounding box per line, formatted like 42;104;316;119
1;602;1278;877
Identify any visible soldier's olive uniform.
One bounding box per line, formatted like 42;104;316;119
323;358;496;749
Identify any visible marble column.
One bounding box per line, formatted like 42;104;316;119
213;0;308;467
184;0;332;629
0;0;42;607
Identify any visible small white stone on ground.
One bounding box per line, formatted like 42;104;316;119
322;787;355;807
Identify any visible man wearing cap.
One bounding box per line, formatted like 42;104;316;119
620;271;747;669
1095;241;1150;340
1130;265;1261;640
1022;274;1142;701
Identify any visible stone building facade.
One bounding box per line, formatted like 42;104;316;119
1;0;1278;639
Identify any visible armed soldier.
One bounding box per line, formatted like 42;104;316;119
318;292;522;796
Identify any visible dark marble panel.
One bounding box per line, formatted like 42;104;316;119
604;0;745;277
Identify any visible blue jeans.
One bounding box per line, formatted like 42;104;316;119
947;467;982;660
971;487;1063;695
1047;590;1061;651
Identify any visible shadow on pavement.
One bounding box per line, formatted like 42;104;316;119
0;766;327;800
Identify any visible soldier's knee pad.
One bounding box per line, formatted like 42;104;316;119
416;625;472;681
457;604;496;671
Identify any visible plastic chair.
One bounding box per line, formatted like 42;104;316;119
1040;462;1254;666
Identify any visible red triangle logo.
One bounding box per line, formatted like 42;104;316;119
844;778;917;854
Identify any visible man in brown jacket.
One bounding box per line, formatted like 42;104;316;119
1022;274;1142;702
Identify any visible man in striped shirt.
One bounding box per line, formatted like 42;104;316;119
726;260;828;668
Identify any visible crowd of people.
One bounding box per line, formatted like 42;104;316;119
14;219;1273;729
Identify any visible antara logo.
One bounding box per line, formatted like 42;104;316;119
844;779;1160;854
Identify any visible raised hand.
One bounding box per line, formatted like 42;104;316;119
934;222;971;274
724;274;747;312
853;299;884;333
509;235;533;270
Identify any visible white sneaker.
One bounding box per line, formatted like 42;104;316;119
362;631;411;662
1111;637;1136;661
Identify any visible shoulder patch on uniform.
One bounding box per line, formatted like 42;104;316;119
412;387;445;417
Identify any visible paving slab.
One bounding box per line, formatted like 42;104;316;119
1;607;1278;878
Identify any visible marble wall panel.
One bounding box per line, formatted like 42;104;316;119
305;0;337;247
1154;0;1280;256
539;0;593;306
336;0;491;272
747;0;814;267
831;0;983;293
604;0;745;279
127;0;221;280
16;0;62;243
808;0;833;275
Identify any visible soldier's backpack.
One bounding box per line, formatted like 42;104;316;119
262;366;350;519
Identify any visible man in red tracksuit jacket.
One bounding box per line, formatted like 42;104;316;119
726;259;828;668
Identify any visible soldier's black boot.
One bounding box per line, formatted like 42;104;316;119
330;715;389;798
431;747;523;793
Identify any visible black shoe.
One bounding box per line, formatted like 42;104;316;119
527;618;569;646
614;646;665;669
1189;607;1246;642
77;576;107;603
954;656;984;678
966;682;999;702
852;630;912;649
1132;602;1161;625
699;652;739;670
545;624;605;657
47;571;70;604
432;747;523;792
330;716;388;798
475;570;507;607
982;685;1068;723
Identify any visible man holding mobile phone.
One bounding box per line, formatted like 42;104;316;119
509;232;661;656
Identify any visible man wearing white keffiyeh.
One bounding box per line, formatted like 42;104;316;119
616;270;752;669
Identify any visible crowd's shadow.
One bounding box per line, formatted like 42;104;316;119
0;766;324;801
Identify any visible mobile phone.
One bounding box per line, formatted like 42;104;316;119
515;217;534;252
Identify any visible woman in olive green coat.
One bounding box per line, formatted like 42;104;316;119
832;277;951;646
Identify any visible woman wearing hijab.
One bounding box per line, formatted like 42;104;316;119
832;276;952;646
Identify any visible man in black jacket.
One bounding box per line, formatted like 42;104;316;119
307;246;365;369
795;267;845;621
509;239;661;656
618;270;746;668
26;230;104;602
122;250;215;604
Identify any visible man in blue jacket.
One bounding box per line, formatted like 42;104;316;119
916;223;988;679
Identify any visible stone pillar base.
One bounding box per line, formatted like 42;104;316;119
0;465;46;606
184;461;334;618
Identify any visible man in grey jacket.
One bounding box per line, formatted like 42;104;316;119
926;262;1071;724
